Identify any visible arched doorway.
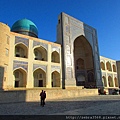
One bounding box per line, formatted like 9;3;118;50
108;76;113;87
51;71;60;87
74;35;95;88
13;68;27;87
33;68;46;87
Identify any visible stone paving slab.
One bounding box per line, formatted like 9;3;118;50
0;95;120;115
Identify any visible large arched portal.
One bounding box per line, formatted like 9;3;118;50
74;35;95;88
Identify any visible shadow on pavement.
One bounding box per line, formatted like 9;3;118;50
0;98;120;115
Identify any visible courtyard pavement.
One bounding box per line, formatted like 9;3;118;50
0;95;120;115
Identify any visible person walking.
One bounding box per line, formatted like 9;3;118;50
40;90;44;107
43;91;46;105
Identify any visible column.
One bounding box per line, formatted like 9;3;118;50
26;40;34;88
104;60;107;71
112;74;115;87
46;44;51;88
106;74;109;88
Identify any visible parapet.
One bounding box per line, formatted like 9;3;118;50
0;22;10;33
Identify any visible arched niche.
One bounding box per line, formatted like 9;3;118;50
51;51;60;63
100;62;105;70
34;46;47;61
106;61;112;71
13;68;27;87
33;68;46;87
74;35;95;87
15;43;28;58
51;71;60;87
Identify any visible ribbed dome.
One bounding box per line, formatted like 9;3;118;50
11;19;38;38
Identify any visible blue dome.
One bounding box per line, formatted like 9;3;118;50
11;19;38;38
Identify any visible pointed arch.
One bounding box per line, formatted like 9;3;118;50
114;77;118;87
106;61;112;71
33;68;46;87
13;68;27;87
102;76;107;87
113;65;116;72
51;71;60;87
87;71;94;82
51;51;60;63
13;67;27;74
100;62;105;70
15;43;28;58
74;35;95;87
108;76;113;87
33;46;47;61
76;58;85;70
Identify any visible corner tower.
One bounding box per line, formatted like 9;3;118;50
0;22;10;89
57;12;103;88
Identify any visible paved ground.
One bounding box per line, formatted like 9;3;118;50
0;95;120;115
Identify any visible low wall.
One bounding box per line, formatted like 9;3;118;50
0;88;98;103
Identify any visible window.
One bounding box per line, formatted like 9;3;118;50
6;48;9;56
58;19;60;24
7;37;9;44
4;77;6;81
15;72;19;78
4;64;8;72
39;74;42;78
37;73;42;78
6;35;9;44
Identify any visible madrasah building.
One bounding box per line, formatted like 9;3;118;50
0;12;120;91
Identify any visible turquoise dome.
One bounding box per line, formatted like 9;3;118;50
11;19;38;38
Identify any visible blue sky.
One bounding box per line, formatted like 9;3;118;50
0;0;120;60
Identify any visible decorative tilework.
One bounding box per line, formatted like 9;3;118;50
51;66;60;73
33;64;47;72
114;74;117;78
51;45;60;53
66;25;70;33
33;41;48;50
70;19;83;28
102;72;106;76
15;36;29;47
112;62;116;65
107;73;112;77
13;60;28;72
84;24;93;33
14;60;28;64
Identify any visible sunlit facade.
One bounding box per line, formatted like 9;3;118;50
100;56;119;89
0;12;119;90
